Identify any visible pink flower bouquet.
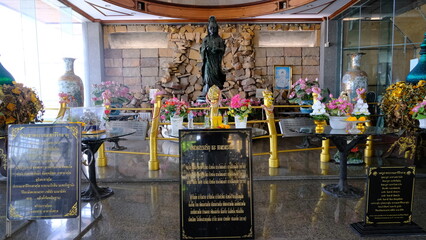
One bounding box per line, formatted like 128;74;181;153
228;94;252;120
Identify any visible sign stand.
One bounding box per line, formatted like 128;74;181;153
4;124;102;239
351;166;426;237
179;129;254;240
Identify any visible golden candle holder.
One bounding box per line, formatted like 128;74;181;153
314;120;327;133
356;122;366;132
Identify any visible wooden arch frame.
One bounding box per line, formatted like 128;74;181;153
102;0;318;21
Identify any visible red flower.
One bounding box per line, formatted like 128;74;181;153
350;146;359;153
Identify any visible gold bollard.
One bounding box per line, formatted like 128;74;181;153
97;143;107;167
149;93;162;171
263;90;279;168
320;161;329;175
269;167;279;176
320;138;330;162
364;135;374;158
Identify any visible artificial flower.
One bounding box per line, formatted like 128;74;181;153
228;94;252;120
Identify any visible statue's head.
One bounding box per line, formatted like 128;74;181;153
207;16;219;36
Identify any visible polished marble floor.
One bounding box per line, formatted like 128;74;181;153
1;136;426;240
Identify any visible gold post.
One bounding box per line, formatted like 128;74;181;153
97;143;107;166
149;92;162;170
263;90;279;168
56;100;68;119
97;104;111;166
208;85;220;128
320;139;330;162
364;121;373;158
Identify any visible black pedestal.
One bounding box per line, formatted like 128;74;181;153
350;222;426;237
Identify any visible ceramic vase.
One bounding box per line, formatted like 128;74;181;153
341;53;368;102
235;116;247;128
329;116;347;130
299;100;313;113
58;58;84;107
171;116;184;136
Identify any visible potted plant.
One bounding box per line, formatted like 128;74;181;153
310;87;329;132
288;78;320;113
228;94;252;128
91;81;133;115
325;92;353;129
411;98;426;129
161;97;190;136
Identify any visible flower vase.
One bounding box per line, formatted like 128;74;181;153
110;103;122;115
329;116;347;129
171;116;184;136
58;58;84;107
341;53;368;102
314;120;326;133
419;118;426;129
299;100;313;113
235;116;248;128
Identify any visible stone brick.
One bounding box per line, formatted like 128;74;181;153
141;48;159;57
302;66;320;75
260;67;267;76
105;67;122;77
105;76;123;83
159;48;174;57
141;58;159;67
255;47;266;58
141;67;159;77
292;66;302;75
292;75;302;83
123;67;141;77
104;49;122;59
123;59;140;67
123;49;140;58
142;76;158;86
302;56;319;66
105;58;122;68
266;47;284;57
302;47;320;57
266;56;285;66
127;25;145;32
284;47;302;56
254;57;266;67
159;58;173;68
285;57;302;65
267;66;275;76
123;77;142;86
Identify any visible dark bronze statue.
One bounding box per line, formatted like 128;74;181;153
200;16;226;96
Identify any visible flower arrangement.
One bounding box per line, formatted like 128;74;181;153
310;87;329;121
0;82;44;129
411;98;426;120
161;97;190;121
228;94;252;120
288;78;320;104
326;93;354;116
91;81;133;106
190;101;209;122
380;80;426;131
351;88;370;117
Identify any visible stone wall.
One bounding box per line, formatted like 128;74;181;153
103;23;320;104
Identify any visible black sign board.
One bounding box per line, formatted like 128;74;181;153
365;167;415;224
179;129;254;240
7;124;81;220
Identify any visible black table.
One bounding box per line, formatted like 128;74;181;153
292;126;398;198
81;127;136;201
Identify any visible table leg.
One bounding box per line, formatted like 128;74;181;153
322;135;366;198
81;142;114;202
